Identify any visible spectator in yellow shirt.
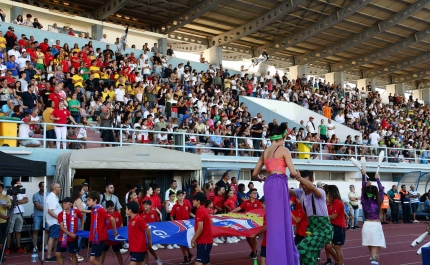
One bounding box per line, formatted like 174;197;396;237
72;70;84;88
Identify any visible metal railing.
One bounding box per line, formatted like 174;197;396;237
0;120;428;164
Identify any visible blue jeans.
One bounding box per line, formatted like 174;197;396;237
186;142;196;153
352;208;359;227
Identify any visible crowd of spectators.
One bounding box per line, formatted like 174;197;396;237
0;10;429;165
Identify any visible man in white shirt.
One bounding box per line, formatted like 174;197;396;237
114;84;125;103
326;119;336;139
369;129;380;156
409;185;420;223
16;50;29;70
6;179;28;254
100;34;108;43
165;180;178;201
45;182;63;262
306;116;316;134
48;23;59;33
0;58;6;76
7;44;20;61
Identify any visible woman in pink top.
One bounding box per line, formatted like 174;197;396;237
253;122;300;265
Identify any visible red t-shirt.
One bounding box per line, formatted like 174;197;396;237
206;191;214;201
89;206;111;242
40;42;49;54
128;215;148;252
328;198;346;229
27;48;36;62
71;56;80;70
141;209;159;223
44;53;54;66
57;209;83;242
48;92;62;109
290;197;308;237
213;195;224;211
61;60;69;73
223;197;236;213
52;108;70;124
239;199;262;212
170;200;192;220
195;206;213;244
262;216;267;247
105;211;122;245
141;195;159;213
150;194;162;211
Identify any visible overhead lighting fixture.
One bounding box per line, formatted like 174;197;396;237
116;14;122;18
63;2;69;5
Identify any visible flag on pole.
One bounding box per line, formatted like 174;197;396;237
250;51;270;67
116;26;128;54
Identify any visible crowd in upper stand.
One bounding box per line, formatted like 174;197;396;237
0;10;428;163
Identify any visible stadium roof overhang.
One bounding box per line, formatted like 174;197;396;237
13;0;430;85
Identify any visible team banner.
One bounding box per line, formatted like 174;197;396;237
76;211;264;248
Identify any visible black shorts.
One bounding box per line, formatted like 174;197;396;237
56;241;79;253
103;244;122;252
196;244;212;264
90;241;105;257
260;246;266;258
294;234;306;246
332;224;346;245
0;223;6;242
130;252;146;262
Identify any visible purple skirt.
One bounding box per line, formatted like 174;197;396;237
264;173;300;265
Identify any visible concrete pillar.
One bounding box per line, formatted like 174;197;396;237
10;7;23;24
357;78;376;92
422;88;430;106
325;72;344;88
395;84;405;95
289;65;308;80
91;24;103;42
203;46;222;66
157;38;167;55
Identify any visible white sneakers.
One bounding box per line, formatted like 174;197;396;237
167;245;174;250
152;245;158;251
413;219;420;223
156;244;165;249
212;242;218;246
213;238;223;244
226;237;240;244
120;248;128;254
173;244;180;249
156;258;162;265
239;236;246;240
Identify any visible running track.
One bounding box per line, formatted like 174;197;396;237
7;222;428;265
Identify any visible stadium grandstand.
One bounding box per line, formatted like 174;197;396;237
0;0;430;264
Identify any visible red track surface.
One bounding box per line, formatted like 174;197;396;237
6;221;428;265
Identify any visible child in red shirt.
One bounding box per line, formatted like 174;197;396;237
126;201;152;265
290;196;308;245
55;197;84;265
87;191;118;265
170;190;194;264
212;186;225;213
141;200;162;265
191;192;213;265
100;201;124;265
251;215;267;265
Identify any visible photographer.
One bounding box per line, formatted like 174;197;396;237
5;179;28;255
0;183;11;259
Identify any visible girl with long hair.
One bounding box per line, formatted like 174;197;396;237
253;122;300;264
361;169;386;265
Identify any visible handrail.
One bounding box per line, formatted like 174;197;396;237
0;120;426;164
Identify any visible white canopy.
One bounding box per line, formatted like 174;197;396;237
69;145;202;170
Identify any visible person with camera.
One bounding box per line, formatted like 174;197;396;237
5;179;28;255
0;183;11;261
45;183;63;262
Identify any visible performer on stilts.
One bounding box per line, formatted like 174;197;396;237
252;122;300;265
